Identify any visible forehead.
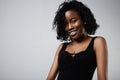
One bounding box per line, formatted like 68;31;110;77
65;10;80;19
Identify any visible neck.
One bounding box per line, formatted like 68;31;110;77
72;34;88;44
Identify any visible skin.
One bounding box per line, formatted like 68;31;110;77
47;10;108;80
65;10;84;41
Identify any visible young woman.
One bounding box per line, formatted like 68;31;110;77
47;0;108;80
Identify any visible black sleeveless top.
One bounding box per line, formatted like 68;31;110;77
57;37;97;80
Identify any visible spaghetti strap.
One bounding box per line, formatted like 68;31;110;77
59;43;68;53
62;43;68;51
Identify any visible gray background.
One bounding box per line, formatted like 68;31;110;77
0;0;120;80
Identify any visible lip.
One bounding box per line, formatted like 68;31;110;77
68;29;78;36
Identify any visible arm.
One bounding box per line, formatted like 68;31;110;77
46;43;63;80
94;37;108;80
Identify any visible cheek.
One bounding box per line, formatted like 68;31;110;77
76;22;83;29
76;22;84;33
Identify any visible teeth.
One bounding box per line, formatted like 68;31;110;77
70;31;77;36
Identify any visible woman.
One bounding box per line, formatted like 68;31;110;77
47;0;108;80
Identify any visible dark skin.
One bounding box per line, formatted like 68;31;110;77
64;9;90;55
47;10;108;80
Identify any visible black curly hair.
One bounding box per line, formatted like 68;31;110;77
53;0;99;41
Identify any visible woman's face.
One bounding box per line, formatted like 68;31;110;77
65;10;84;40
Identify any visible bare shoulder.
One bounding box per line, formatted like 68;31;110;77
57;43;64;50
94;36;107;45
94;36;107;52
55;43;64;55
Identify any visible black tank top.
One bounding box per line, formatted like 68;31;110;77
57;37;97;80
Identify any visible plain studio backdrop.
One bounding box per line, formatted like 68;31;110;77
0;0;120;80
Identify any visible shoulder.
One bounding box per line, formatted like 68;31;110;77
58;42;69;47
57;43;63;51
94;36;107;52
57;42;69;52
55;42;66;56
57;43;63;50
94;36;107;45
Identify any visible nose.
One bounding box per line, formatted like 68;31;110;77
68;24;73;30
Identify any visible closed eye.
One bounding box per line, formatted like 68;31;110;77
70;18;77;23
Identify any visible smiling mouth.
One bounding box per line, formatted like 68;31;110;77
69;30;78;36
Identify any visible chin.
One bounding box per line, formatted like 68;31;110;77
72;32;86;41
71;34;81;40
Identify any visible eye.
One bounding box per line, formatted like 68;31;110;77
70;18;77;23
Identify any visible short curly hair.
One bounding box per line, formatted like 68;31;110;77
53;0;99;41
